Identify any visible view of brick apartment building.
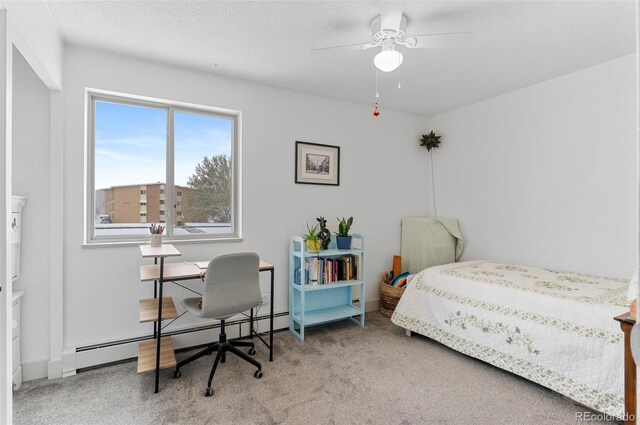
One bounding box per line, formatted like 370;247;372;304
97;183;204;225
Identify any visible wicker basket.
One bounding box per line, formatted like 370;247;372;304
379;273;405;318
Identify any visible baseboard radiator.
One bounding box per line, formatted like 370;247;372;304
63;298;380;376
69;312;289;375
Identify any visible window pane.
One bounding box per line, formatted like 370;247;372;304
94;101;167;238
174;111;233;235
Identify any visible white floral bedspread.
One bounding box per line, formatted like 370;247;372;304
391;260;628;418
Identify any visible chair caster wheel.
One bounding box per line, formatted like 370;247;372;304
205;388;213;397
248;348;256;356
254;370;263;379
173;370;181;379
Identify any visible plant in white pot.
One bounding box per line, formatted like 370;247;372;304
336;217;353;250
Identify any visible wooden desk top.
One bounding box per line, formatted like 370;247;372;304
192;260;273;270
615;312;636;325
259;260;273;270
140;259;273;282
139;244;181;258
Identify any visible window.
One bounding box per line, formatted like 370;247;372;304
87;90;240;243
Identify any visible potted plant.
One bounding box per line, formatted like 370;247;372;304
335;217;353;250
304;223;322;253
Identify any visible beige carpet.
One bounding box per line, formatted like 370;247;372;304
14;312;619;424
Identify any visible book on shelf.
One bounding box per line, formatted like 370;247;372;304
303;255;358;285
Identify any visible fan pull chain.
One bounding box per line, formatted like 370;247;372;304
373;68;381;117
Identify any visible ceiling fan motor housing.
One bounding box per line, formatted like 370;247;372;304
370;15;408;44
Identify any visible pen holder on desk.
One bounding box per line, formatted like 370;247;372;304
145;234;162;247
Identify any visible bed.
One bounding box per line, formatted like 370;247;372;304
391;260;629;418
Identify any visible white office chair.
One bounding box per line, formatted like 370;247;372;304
173;252;263;397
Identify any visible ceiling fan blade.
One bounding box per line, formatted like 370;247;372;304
380;1;403;31
406;32;475;49
311;42;376;53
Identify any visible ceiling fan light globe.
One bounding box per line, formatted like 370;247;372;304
374;50;403;72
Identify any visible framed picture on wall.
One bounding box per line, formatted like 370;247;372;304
295;141;340;186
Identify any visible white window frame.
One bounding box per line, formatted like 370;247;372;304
84;88;242;246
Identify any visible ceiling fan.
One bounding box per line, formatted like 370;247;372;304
312;2;474;73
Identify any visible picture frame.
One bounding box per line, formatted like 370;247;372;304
295;141;340;186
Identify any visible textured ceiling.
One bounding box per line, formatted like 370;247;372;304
44;1;636;117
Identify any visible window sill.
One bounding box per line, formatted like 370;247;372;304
82;236;243;248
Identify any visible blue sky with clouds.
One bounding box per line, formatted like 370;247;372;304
95;101;232;189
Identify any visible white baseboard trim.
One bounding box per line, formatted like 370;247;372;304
62;347;76;378
22;359;48;381
12;366;23;391
47;358;62;380
365;298;379;313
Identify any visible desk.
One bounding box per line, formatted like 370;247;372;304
614;312;637;425
139;245;182;394
140;260;275;361
139;253;275;393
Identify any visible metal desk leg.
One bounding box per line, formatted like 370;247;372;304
250;308;254;338
154;256;165;394
269;268;274;362
153;257;158;339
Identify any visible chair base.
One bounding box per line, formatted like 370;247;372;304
173;321;262;396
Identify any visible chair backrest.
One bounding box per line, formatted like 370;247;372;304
200;252;262;319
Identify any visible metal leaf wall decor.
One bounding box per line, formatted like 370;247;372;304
420;131;442;151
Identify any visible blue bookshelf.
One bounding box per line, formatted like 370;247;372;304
288;233;365;341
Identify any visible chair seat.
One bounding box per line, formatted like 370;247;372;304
182;297;235;321
181;297;201;315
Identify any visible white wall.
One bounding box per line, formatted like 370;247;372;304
11;48;51;380
0;0;62;89
427;54;637;278
0;1;63;423
61;46;428;355
31;44;636;377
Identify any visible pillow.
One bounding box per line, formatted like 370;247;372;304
391;271;410;288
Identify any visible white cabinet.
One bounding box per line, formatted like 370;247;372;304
12;291;23;391
11;196;26;281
